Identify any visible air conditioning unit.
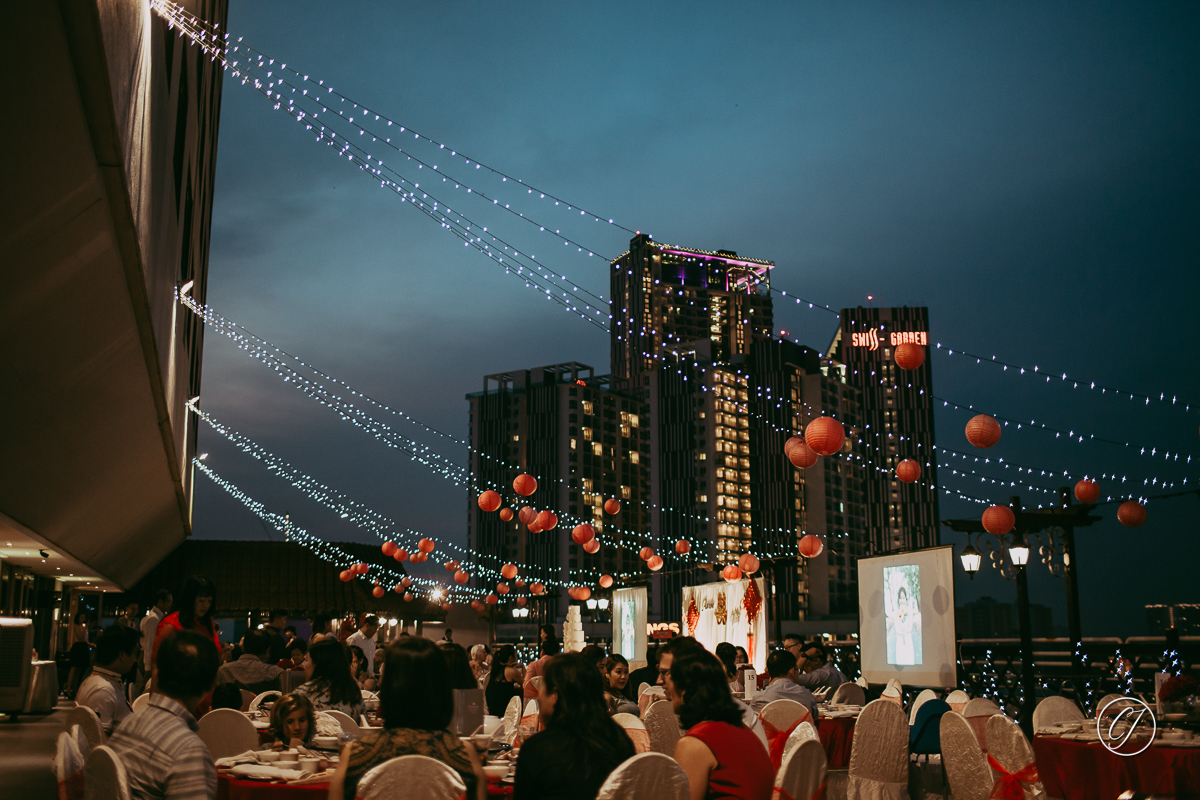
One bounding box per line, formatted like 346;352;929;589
0;617;34;713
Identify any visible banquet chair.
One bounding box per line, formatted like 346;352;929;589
501;695;523;744
881;684;903;706
196;708;260;760
846;699;910;800
643;699;682;755
856;676;869;689
325;709;363;736
72;723;93;763
962;697;1003;751
761;699;811;734
780;721;819;767
1031;696;1083;731
946;690;969;715
65;706;105;752
939;711;991;800
985;714;1047;800
613;712;652;753
84;745;130;800
596;751;688;800
315;711;344;737
909;689;937;725
54;729;87;800
637;682;651;698
248;691;281;712
238;689;256;711
357;754;467;800
775;737;827;800
831;682;866;706
130;692;150;714
1094;693;1136;717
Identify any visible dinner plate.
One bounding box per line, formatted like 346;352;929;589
310;736;340;750
1161;713;1188;722
229;764;298;781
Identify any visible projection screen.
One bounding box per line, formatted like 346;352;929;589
858;545;957;687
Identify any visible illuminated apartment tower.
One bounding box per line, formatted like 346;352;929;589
827;307;940;554
466;363;651;625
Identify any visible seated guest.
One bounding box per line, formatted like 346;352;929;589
330;637;486;800
666;645;773;800
77;625;140;734
523;638;561;698
748;650;817;722
514;653;636;800
469;644;490;682
309;613;333;645
277;638;307;670
296;638;365;719
439;642;481;690
714;642;743;692
345;615;379;675
485;645;524;717
216;629;283;693
793;642;848;693
603;655;640;715
210;683;244;711
109;630;219;799
734;646;749;667
658;638;769;751
268;693;317;748
347;645;377;692
581;644;608;678
626;644;660;696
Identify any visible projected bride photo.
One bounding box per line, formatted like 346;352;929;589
884;564;923;666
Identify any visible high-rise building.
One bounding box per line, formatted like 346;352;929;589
827;307;940;555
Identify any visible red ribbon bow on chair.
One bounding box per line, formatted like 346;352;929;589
987;753;1038;800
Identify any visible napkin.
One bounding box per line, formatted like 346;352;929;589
215;751;264;767
228;764;302;781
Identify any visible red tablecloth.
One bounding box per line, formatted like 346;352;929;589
1033;735;1200;800
216;775;328;800
818;717;856;769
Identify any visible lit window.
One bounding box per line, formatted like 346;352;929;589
512;434;519;442
583;427;593;441
630;451;640;464
570;438;577;450
583;401;593;415
593;443;603;456
621;486;631;499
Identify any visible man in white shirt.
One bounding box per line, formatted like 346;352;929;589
749;649;817;722
136;590;171;696
346;615;380;675
77;625;140;733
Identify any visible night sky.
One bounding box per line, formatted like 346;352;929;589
193;1;1200;637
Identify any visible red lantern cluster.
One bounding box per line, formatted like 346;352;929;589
569;586;592;601
471;599;485;611
675;539;691;555
805;417;845;457
572;524;595;545
785;436;819;469
1117;500;1147;528
896;459;921;484
513;474;538;496
965;414;1002;449
444;560;459;572
640;547;654;561
339;569;353;582
893;342;925;371
1074;479;1100;504
478;490;501;512
604;499;621;515
738;553;760;575
721;564;742;582
982;505;1016;535
799;535;823;558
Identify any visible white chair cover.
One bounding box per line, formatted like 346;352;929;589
946;690;970;714
775;737;827;800
315;711;344;737
962;697;1003;752
986;714;1047;800
248;691;281;712
501;695;522;745
196;708;261;760
885;678;903;695
846;699;909;800
66;706;104;753
909;689;937;725
521;698;540;729
643;699;682;755
530;676;545;693
596;751;688;800
780;721;819;768
939;711;990;800
1094;694;1135;717
325;709;362;736
831;682;866;706
760;699;810;734
612;712;651;753
357;754;467;800
130;693;150;714
55;730;86;800
1031;696;1083;731
239;689;256;711
72;723;93;764
856;676;869;688
84;745;131;800
637;682;651;697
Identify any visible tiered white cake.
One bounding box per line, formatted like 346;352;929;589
563;605;587;652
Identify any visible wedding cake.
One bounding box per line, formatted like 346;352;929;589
563;605;587;652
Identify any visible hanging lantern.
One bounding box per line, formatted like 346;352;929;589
404;592;414;602
393;548;409;562
721;564;742;582
497;583;510;595
441;602;452;612
675;539;691;554
527;522;544;534
894;342;925;370
1074;479;1101;504
400;577;413;588
454;570;469;584
982;505;1016;535
604;499;621;515
786;437;819;469
738;553;760;575
501;563;518;580
499;508;514;522
339;570;353;582
409;552;424;563
965;414;1002;449
393;583;403;594
518;506;538;525
535;510;559;530
418;538;436;554
648;555;664;571
583;539;600;554
381;541;397;557
516;597;527;607
576;587;592;601
531;582;545;595
637;547;652;561
799;535;823;558
372;586;385;598
471;600;484;612
444;560;459;572
513;474;538;496
1117;500;1147;528
478;490;502;512
600;574;614;588
571;524;595;545
486;593;499;605
805;417;845;456
896;459;921;484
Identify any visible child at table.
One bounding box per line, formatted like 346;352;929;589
267;693;316;748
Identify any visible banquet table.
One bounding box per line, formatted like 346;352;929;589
217;772;514;799
1033;734;1200;800
818;715;857;769
23;660;59;714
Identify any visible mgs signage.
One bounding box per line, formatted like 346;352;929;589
849;329;929;352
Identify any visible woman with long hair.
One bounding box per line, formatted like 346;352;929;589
295;639;364;719
309;613;333;644
329;637;486;800
513;653;636;800
267;693;316;748
65;611;93;698
523;637;561;698
439;642;480;690
714;642;743;692
485;644;524;717
347;644;377;691
666;645;772;800
153;577;220;667
603;655;639;714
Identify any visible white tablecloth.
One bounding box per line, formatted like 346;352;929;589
23;660;58;713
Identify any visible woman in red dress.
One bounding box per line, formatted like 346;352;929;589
153;576;221;668
665;641;774;800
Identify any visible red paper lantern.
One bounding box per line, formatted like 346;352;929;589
1117;500;1147;528
896;459;921;484
572;524;596;545
409;552;424;563
454;570;469;584
516;596;527;607
805;417;845;456
531;582;545;595
799;535;823;558
518;506;538;526
339;570;353;582
404;592;414;602
675;539;691;555
478;490;502;512
471;600;484;612
599;574;614;588
381;541;397;557
513;474;538;496
982;505;1016;535
786;437;819;469
486;594;499;605
738;553;760;575
441;602;452;612
965;414;1002;449
501;563;518;580
604;499;621;515
535;510;559;530
721;564;742;582
894;343;925;371
648;555;664;571
393;548;409;562
567;587;579;600
1074;479;1101;504
527;522;544;534
444;560;459;572
639;547;654;561
499;508;514;522
372;586;385;598
497;583;510;595
418;538;435;554
576;587;592;601
393;584;403;594
583;539;600;554
515;578;525;588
